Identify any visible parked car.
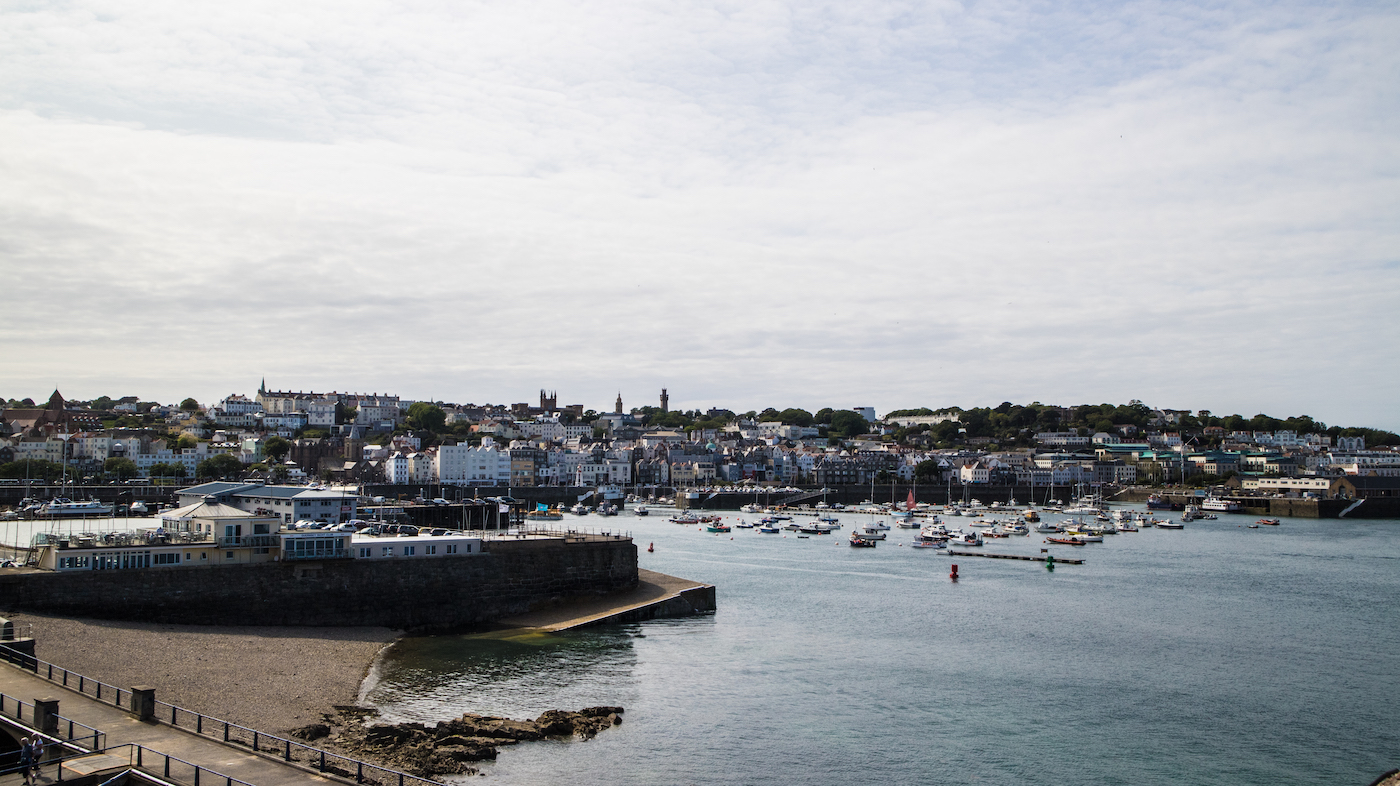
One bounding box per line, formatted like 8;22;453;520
397;525;420;537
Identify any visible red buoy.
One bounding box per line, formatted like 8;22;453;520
950;563;959;581
647;542;654;553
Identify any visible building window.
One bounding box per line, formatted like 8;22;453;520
382;547;394;557
226;551;234;560
154;553;180;565
446;544;458;555
425;545;437;555
359;547;371;558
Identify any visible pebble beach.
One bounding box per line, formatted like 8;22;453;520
4;611;398;735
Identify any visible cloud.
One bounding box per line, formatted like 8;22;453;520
0;0;1397;428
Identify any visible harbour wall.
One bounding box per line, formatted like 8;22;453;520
0;537;638;633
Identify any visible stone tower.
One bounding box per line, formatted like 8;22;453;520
660;388;669;413
540;389;557;411
615;392;624;414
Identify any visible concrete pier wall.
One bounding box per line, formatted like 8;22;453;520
0;538;638;633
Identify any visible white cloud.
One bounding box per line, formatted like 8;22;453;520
0;0;1397;428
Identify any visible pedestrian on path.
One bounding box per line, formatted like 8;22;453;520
18;736;32;785
29;736;43;781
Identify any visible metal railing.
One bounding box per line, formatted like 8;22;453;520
0;644;446;786
0;690;105;750
152;701;443;786
88;743;258;786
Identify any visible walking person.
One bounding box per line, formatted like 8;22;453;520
17;736;32;786
29;736;43;781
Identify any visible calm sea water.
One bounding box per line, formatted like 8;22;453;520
363;508;1400;786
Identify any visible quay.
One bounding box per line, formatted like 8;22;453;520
946;550;1084;564
495;569;715;631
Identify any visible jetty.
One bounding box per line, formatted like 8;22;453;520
495;569;715;632
946;550;1084;564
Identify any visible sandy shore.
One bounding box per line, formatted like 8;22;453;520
0;570;708;741
2;611;398;735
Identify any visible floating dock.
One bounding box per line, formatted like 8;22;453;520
947;550;1084;564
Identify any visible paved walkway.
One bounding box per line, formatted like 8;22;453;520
0;662;346;786
495;569;710;631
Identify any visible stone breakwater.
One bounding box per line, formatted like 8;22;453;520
295;705;624;776
0;537;637;633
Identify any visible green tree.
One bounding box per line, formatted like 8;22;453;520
914;459;942;481
776;408;814;427
406;402;447;432
179;398;201;412
828;410;868;438
177;434;199;449
264;436;291;463
104;457;139;479
0;459;66;482
197;453;244;480
148;462;187;479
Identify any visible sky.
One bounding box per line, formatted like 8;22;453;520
2;0;1397;430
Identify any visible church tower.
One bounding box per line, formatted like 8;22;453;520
615;392;624;414
660;388;669;413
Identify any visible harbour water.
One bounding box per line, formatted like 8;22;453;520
361;507;1400;785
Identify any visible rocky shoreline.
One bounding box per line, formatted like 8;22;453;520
295;705;624;777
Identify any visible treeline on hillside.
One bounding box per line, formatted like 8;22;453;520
889;402;1399;449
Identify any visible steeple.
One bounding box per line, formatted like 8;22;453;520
615;392;623;415
259;378;266;393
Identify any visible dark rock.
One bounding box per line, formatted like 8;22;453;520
290;723;330;741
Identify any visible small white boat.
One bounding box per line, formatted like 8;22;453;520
866;520;891;531
857;526;887;540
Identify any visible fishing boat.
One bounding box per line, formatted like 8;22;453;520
1146;494;1183;511
734;518;755;529
849;533;878;547
634;506;650;516
911;538;946;550
1256;518;1280;526
706;522;732;533
1154;519;1184;530
950;532;983;547
758;524;781;533
1045;536;1087;546
570;503;590;516
526;503;565;521
670;514;703;524
857;526;887;540
1022;509;1041;523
